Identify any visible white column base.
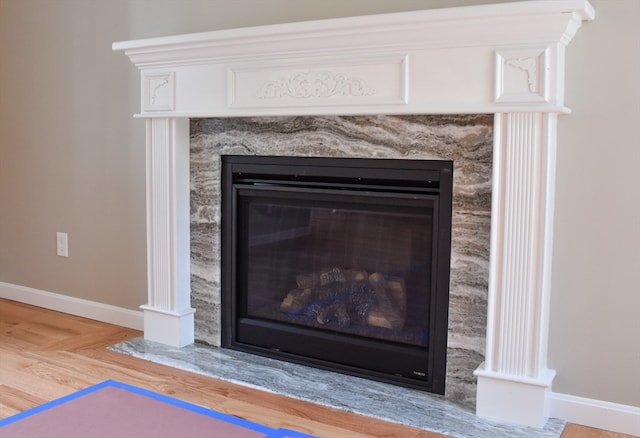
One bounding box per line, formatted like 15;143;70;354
474;364;556;428
141;305;195;347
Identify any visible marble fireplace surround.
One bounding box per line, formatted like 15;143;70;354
113;0;594;429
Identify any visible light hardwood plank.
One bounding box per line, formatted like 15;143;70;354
561;424;637;438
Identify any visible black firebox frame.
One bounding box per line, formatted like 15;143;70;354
221;155;452;394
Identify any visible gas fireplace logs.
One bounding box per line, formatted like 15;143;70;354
280;267;407;331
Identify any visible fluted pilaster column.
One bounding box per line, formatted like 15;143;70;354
475;112;558;427
140;117;194;347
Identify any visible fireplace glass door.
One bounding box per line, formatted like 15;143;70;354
242;192;433;345
222;156;452;393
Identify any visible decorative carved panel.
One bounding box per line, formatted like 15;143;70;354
228;57;408;109
494;48;549;103
143;72;175;111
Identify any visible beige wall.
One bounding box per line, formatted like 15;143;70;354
0;0;638;407
551;0;640;407
0;1;146;309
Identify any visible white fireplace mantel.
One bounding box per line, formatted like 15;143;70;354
113;0;594;428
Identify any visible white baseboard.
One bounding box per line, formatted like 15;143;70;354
0;281;144;331
549;391;640;436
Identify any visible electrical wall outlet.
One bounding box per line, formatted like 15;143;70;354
56;232;68;257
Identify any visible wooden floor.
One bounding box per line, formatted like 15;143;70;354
0;298;631;437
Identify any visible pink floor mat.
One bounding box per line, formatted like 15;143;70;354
0;380;316;438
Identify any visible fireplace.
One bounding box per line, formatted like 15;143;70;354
113;0;594;428
221;155;453;393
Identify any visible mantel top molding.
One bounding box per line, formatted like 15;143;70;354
113;0;594;68
112;0;594;119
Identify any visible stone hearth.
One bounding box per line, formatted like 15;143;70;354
110;336;566;437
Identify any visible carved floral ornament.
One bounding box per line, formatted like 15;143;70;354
258;70;376;99
505;57;539;93
143;72;174;111
149;78;170;104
